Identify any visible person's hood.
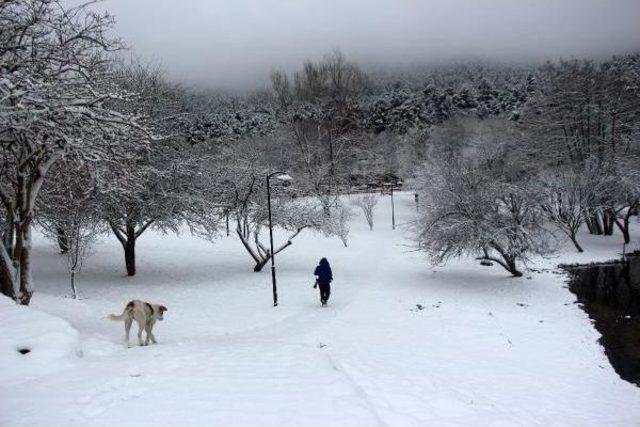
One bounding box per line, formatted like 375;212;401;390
319;258;329;267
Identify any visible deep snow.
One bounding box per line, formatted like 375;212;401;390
1;192;639;427
0;295;80;385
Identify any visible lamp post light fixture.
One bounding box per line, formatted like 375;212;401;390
266;171;293;307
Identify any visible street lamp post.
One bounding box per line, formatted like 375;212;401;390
384;183;396;230
266;171;292;307
391;186;395;230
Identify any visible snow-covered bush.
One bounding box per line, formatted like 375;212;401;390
324;202;353;247
352;194;379;230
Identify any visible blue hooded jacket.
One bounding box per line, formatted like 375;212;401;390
314;258;333;284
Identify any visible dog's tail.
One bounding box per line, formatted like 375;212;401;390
108;312;127;321
108;301;134;321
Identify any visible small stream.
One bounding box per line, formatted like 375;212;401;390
564;256;640;387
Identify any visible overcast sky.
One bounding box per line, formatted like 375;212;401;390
98;0;640;89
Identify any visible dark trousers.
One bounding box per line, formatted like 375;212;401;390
318;282;331;303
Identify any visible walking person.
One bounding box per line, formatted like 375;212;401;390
313;257;333;306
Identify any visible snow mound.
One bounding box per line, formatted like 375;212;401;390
0;295;81;384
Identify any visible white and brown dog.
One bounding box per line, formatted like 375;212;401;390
109;300;167;347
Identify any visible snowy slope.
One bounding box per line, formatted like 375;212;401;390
1;192;639;427
0;295;81;385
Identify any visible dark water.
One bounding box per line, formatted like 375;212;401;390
564;256;640;387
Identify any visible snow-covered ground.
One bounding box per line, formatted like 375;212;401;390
1;192;639;427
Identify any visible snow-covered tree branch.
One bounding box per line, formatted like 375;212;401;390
0;0;149;304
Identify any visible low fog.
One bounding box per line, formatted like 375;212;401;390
95;0;640;89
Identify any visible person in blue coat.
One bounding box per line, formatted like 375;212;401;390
313;257;333;306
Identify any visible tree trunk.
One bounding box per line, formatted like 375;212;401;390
507;261;523;277
18;225;33;305
585;211;603;235
614;213;632;245
124;225;136;276
487;243;523;278
603;210;615;236
57;227;69;254
253;258;269;272
70;270;77;299
584;218;595;234
235;217;301;273
0;248;16;300
569;232;584;253
621;225;630;245
0;218;14;298
3;209;14;257
111;220;154;277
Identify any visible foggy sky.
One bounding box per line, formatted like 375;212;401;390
98;0;640;90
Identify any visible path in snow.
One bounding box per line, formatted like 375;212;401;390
2;192;640;427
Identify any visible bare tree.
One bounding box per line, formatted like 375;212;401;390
324;202;352;247
523;56;640;237
66;215;101;300
607;157;640;245
233;187;332;271
271;51;368;212
100;60;228;276
352;194;379;230
219;137;348;271
38;160;103;299
415;123;555;277
0;0;148;304
539;163;603;253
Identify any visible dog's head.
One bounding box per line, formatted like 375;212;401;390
157;305;168;321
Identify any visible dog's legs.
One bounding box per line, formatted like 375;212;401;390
144;323;156;345
136;320;144;346
124;317;133;347
147;323;157;344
